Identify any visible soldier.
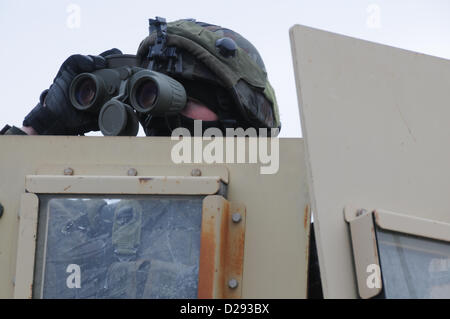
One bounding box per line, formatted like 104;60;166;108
2;18;285;299
1;18;281;137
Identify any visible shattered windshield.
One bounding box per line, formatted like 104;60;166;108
34;196;204;299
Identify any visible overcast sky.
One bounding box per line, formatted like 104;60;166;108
1;0;449;137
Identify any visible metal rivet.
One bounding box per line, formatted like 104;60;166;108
0;203;3;219
228;279;239;289
232;213;242;223
127;168;138;176
356;209;368;217
64;168;74;176
191;169;202;177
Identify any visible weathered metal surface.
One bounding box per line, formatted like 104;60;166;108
26;175;223;195
374;209;450;243
225;201;246;299
0;136;309;299
198;196;246;299
198;196;226;298
345;207;382;299
14;193;39;299
36;164;229;184
291;24;450;298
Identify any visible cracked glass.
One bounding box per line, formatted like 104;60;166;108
33;196;204;299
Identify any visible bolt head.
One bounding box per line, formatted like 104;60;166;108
191;169;202;177
356;209;368;217
64;168;74;176
228;278;239;289
232;213;242;223
127;168;138;176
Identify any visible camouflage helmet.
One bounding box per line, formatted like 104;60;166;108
136;18;281;131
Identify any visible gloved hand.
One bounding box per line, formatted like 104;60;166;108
23;48;122;135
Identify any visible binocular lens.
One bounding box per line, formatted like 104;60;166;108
136;80;158;110
74;77;97;107
129;70;187;115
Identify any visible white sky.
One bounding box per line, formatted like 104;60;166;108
1;0;449;137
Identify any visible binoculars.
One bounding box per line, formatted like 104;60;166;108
69;54;187;136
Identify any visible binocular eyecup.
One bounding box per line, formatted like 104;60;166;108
69;56;187;136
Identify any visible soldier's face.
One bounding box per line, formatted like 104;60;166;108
181;98;219;121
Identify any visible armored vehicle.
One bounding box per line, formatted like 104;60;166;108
1;24;449;299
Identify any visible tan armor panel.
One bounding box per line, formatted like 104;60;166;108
0;136;310;299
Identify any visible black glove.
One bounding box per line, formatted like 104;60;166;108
23;48;122;135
